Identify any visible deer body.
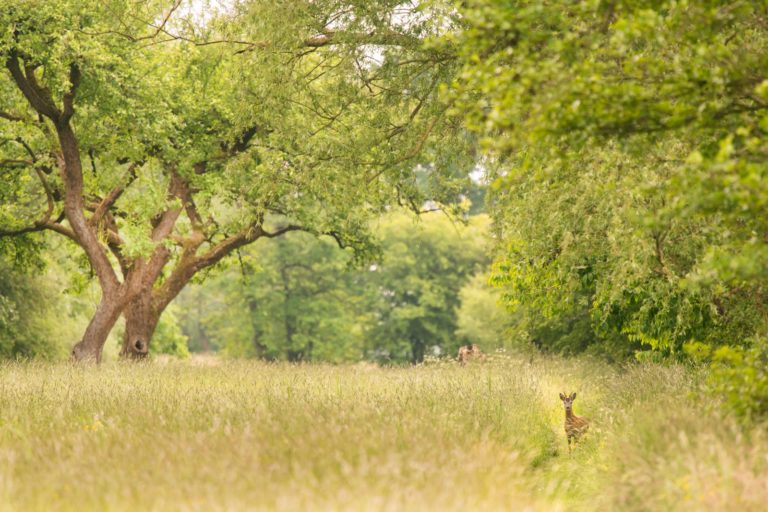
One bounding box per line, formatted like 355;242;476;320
457;344;483;365
559;392;589;453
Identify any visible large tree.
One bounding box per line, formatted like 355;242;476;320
450;1;768;358
366;212;489;363
0;0;469;361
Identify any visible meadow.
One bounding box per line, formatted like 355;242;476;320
0;354;765;511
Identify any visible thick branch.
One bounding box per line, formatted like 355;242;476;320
175;177;204;232
130;170;189;291
5;54;60;121
100;211;131;277
61;63;82;125
195;224;268;269
52;122;121;292
154;223;303;312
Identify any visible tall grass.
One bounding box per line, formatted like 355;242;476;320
0;355;765;511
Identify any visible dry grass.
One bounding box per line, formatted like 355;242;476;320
0;354;765;511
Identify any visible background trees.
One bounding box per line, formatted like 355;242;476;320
0;259;63;359
177;211;494;364
365;212;489;362
177;231;372;361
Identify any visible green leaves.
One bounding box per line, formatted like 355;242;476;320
451;0;768;376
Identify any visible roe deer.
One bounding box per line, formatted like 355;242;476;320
559;392;589;453
457;344;483;365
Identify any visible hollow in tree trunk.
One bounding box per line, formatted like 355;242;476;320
120;293;161;359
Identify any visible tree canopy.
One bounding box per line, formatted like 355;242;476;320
0;0;471;360
451;0;768;417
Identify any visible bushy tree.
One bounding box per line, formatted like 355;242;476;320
454;272;514;351
366;212;489;362
0;0;471;360
450;0;768;415
0;260;62;358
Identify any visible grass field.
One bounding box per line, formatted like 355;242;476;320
0;354;766;511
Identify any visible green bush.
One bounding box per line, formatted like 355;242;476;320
151;305;190;358
0;261;66;359
709;337;768;423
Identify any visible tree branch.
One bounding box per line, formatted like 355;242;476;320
0;110;27;123
153;222;304;312
0;211;76;242
5;53;60;121
126;26;424;54
0;159;33;168
34;168;55;223
89;162;140;227
61;63;81;125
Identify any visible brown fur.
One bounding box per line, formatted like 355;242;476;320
559;392;589;453
457;344;483;365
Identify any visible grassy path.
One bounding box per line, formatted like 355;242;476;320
0;356;765;511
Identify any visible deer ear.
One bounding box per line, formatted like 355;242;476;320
559;393;565;400
571;392;577;400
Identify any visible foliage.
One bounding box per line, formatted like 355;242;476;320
450;2;768;369
364;212;490;362
149;304;190;358
709;337;768;423
0;0;474;358
454;272;513;350
0;258;67;359
178;231;371;362
686;337;768;423
177;212;489;363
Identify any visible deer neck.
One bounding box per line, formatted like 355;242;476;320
565;409;575;420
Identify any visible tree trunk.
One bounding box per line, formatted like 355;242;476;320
71;295;124;362
246;298;269;358
120;292;161;359
411;339;426;364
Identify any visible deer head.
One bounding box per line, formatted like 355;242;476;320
559;392;577;412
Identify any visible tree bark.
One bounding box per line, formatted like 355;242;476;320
120;292;161;359
71;295;125;362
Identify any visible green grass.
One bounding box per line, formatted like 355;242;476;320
0;354;765;511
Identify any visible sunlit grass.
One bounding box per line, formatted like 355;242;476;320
0;354;765;511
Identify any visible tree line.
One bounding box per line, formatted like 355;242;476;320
176;211;501;364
